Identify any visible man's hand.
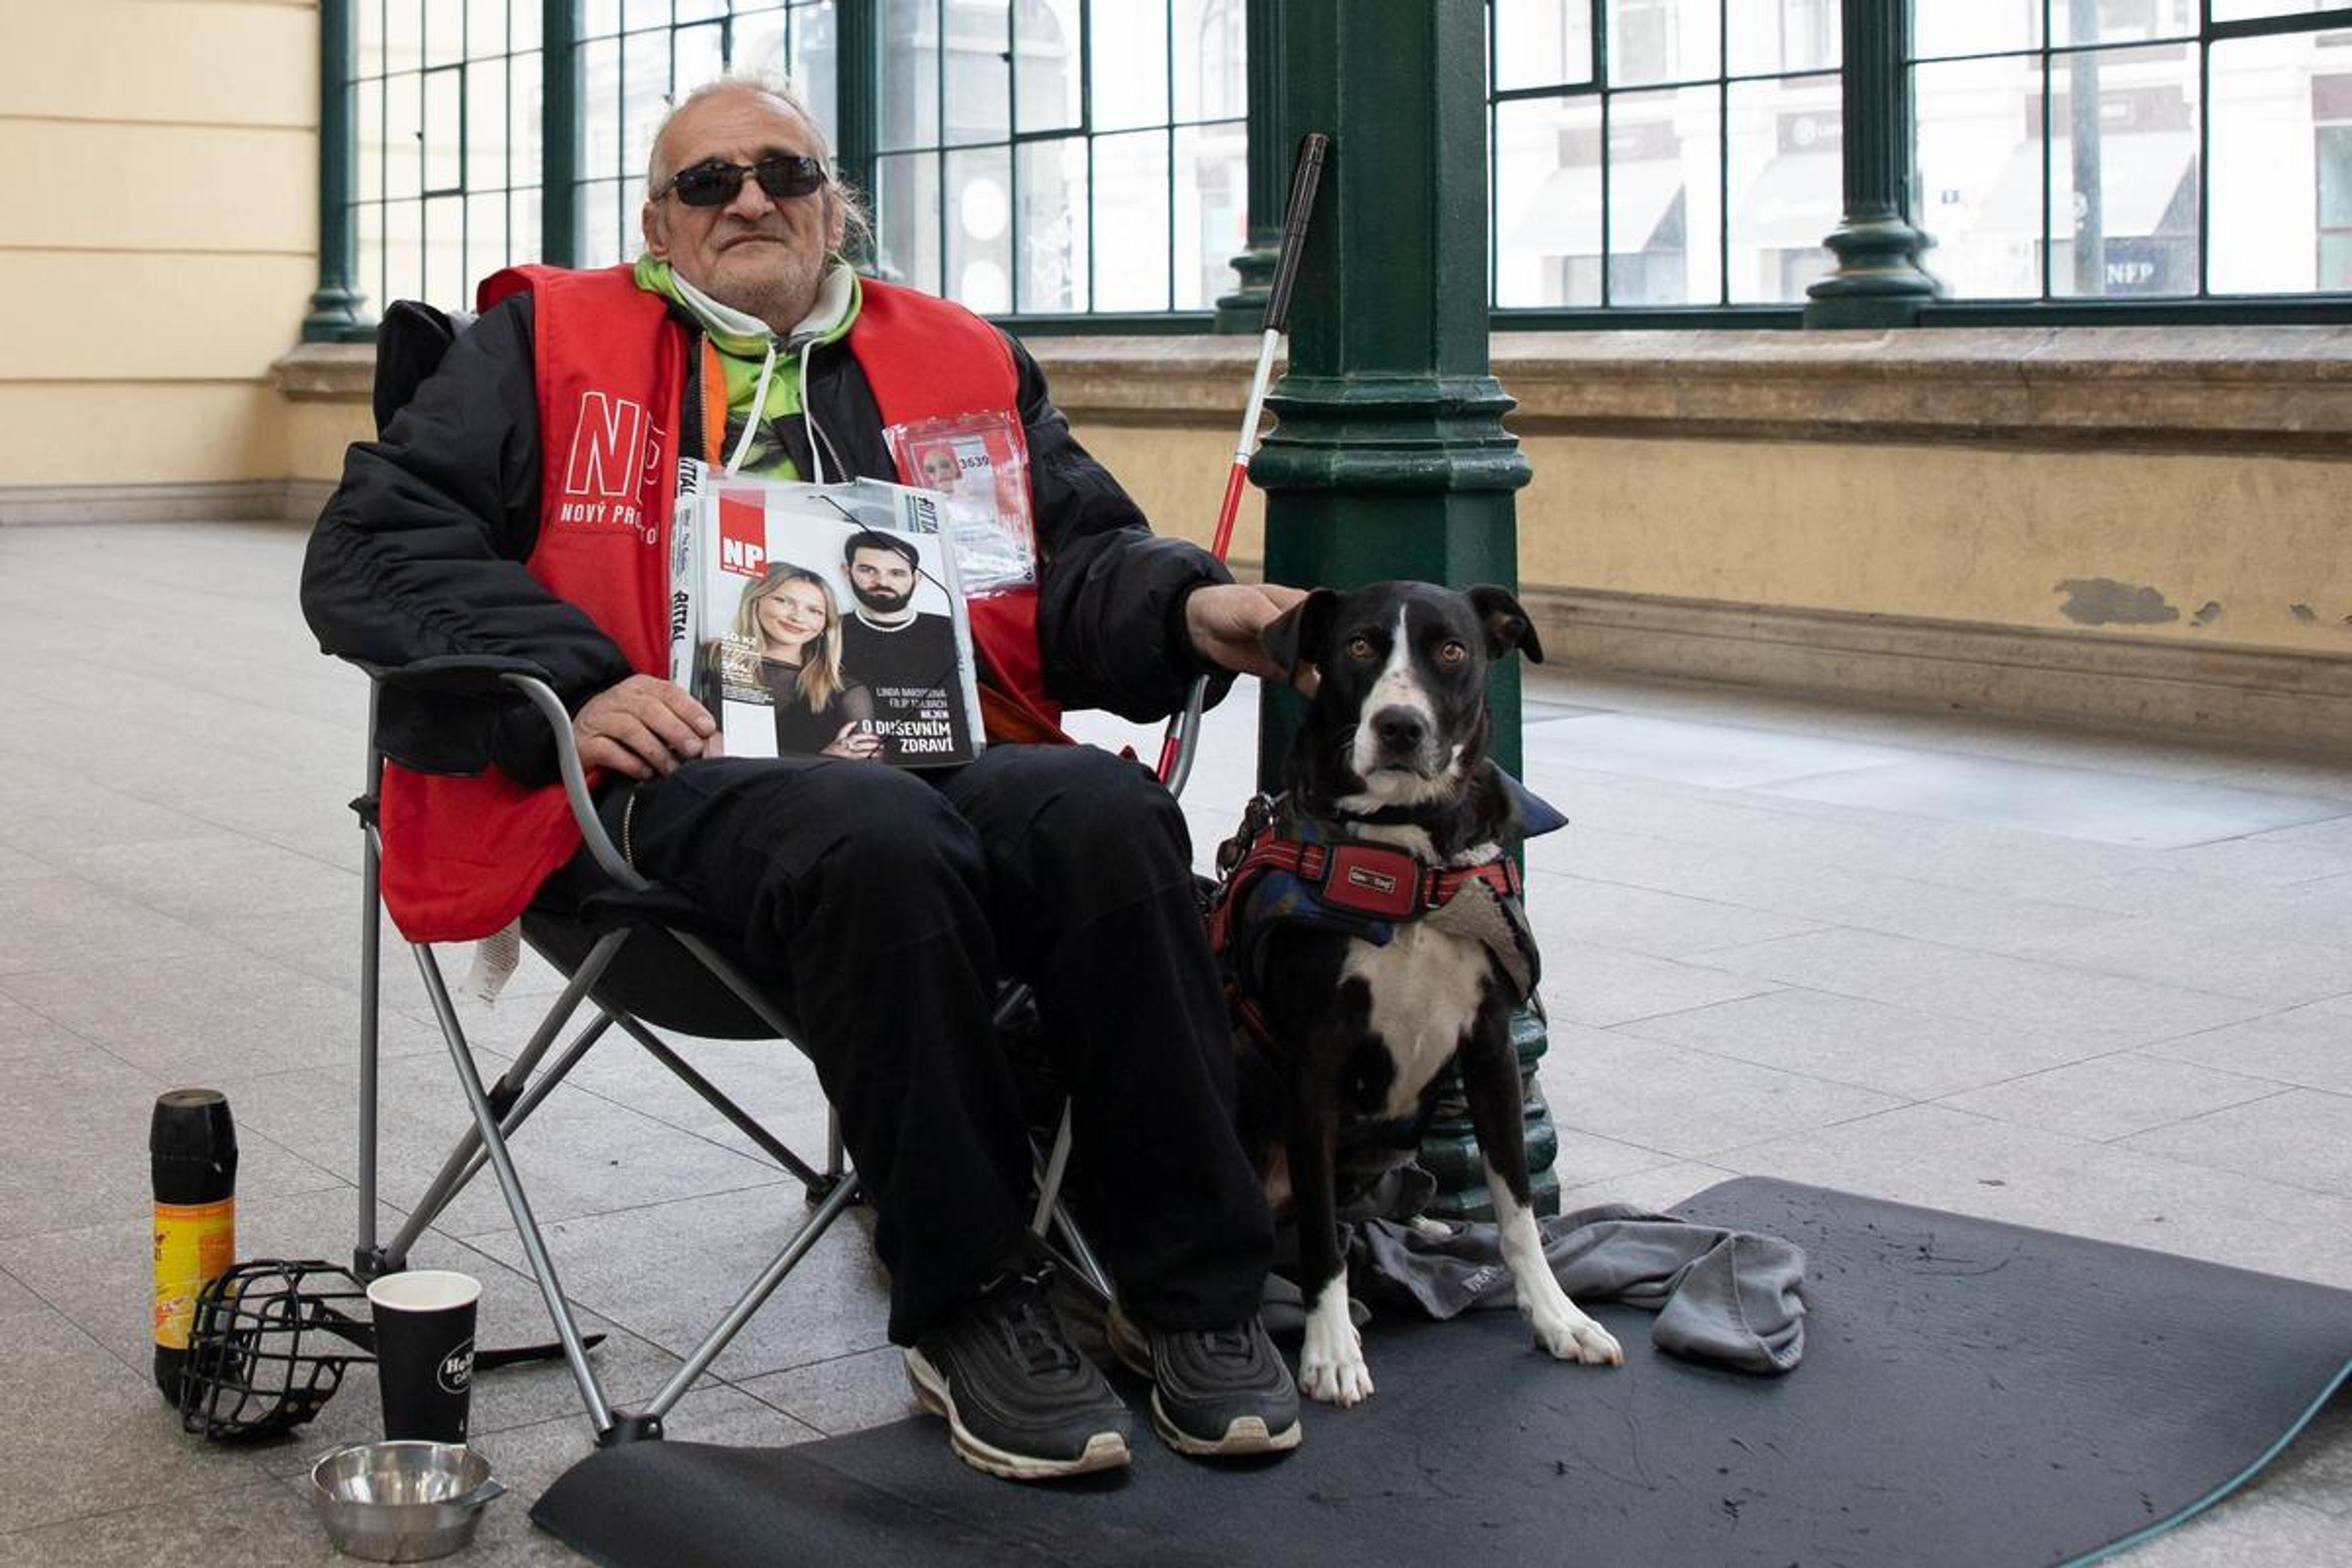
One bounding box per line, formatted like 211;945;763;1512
572;674;717;779
1185;581;1311;685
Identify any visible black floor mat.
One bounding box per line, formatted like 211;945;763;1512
532;1177;2352;1568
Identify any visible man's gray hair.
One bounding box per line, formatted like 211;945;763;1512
646;75;873;257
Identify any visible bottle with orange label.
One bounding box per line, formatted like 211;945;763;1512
151;1088;237;1403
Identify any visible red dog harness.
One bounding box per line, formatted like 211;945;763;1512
1207;791;1541;1050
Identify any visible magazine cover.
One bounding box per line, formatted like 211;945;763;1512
692;476;984;769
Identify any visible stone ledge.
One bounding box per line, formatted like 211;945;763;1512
1027;325;2352;453
272;325;2352;452
271;342;375;402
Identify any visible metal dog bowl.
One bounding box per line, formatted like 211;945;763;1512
307;1441;505;1562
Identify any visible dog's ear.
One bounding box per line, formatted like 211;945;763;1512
1259;587;1341;681
1466;584;1544;665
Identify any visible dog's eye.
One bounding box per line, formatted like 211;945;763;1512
1437;639;1468;665
1346;635;1376;660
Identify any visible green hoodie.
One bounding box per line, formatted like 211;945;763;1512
633;255;863;480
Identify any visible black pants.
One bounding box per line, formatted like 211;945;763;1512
556;744;1272;1345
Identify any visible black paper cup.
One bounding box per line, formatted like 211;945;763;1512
366;1270;481;1442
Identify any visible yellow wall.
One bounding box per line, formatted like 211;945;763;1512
1514;435;2352;658
0;0;317;486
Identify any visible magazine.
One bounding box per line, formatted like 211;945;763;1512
680;469;986;769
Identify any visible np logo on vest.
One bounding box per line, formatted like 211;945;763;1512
556;390;666;543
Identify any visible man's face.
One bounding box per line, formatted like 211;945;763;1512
918;448;962;492
642;89;844;331
848;547;916;614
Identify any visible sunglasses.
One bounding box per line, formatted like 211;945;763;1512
658;154;827;209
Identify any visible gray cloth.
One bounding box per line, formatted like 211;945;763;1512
1265;1169;1807;1375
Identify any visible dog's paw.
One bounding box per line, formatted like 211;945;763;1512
1299;1344;1376;1406
1299;1314;1374;1406
1528;1298;1623;1367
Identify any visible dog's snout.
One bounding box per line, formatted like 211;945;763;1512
1372;706;1427;753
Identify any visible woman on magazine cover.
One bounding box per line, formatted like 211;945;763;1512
726;565;880;760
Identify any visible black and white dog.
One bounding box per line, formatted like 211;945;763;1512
1213;581;1621;1406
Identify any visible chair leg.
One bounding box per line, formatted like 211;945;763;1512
1030;1104;1115;1307
638;1171;865;1424
412;942;619;1439
355;816;390;1278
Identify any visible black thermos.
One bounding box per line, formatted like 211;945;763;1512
150;1088;238;1402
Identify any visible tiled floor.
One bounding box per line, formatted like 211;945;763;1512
2;519;2349;1563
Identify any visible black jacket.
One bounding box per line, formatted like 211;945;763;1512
300;290;1235;782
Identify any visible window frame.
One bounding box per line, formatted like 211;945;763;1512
317;0;2352;339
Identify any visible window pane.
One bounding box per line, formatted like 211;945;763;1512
510;50;545;187
1913;53;2044;298
356;78;384;203
880;0;942;149
579;177;630;268
1728;0;1841;78
1608;0;1717;88
1016;138;1089;311
945;144;1013;312
2050;0;2197;48
1091;2;1171;131
511;187;545;263
2210;31;2329;293
387;0;424;74
624;0;673;34
1174;121;1246;308
1016;0;1082;134
423;193;465;306
1610;86;1722;303
1091;130;1174;309
1494;96;1603;307
423;66;463;195
386;74;423;202
1910;0;2040;62
674;21;725;107
944;0;1011;148
466;61;509;194
2213;1;2338;20
620;30;672;187
467;191;510;293
791;4;840;135
875;151;943;293
385;198;424;308
2047;44;2198;298
1494;0;1593;91
1727;74;1840;303
584;1;624;40
1176;0;1247;120
466;0;512;59
424;0;464;68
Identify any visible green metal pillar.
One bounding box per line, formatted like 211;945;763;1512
1253;0;1555;1219
541;0;580;266
1212;0;1283;334
832;0;881;271
302;0;371;342
1803;0;1940;326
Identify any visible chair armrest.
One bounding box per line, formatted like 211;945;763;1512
353;653;557;695
1157;675;1212;798
498;673;650;893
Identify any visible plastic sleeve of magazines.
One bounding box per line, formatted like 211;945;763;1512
688;474;984;766
881;412;1037;599
669;458;707;695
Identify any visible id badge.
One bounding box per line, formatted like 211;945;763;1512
884;412;1038;598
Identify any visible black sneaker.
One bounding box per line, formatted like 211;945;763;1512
1108;1302;1303;1458
905;1272;1134;1480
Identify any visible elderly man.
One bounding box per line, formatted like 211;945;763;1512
303;76;1302;1480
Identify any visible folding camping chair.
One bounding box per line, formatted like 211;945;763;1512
341;300;1213;1446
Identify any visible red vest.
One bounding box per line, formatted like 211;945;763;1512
377;265;1054;941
